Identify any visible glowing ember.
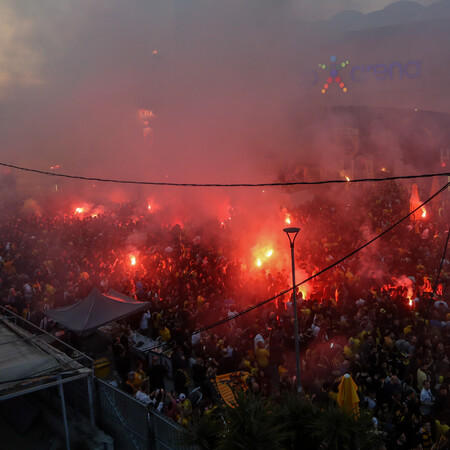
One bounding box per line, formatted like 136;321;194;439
50;164;60;170
298;285;309;301
148;204;152;211
130;255;136;266
253;242;275;268
421;207;426;218
75;207;84;214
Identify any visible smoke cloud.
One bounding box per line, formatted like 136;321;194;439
0;0;449;225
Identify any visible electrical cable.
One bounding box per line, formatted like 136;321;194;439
0;161;449;188
433;226;450;295
2;162;448;351
190;180;450;336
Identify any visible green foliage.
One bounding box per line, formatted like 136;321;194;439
309;405;382;450
278;393;319;449
179;414;224;450
179;392;381;450
218;391;287;450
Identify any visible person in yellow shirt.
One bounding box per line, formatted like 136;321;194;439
255;341;269;369
239;352;252;372
177;393;192;427
152;311;162;339
159;325;171;342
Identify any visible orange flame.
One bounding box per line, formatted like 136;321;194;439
146;199;159;213
285;215;291;225
254;247;274;268
130;255;136;266
409;299;413;307
75;207;84;214
421;207;426;218
298;285;309;301
345;176;350;182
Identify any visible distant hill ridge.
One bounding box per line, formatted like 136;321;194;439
323;0;450;30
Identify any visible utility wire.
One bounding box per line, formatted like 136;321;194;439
433;226;450;295
142;180;449;353
1;161;449;188
191;180;450;335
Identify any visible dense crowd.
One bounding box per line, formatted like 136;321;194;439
1;180;449;449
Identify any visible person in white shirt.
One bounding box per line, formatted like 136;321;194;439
135;380;151;406
139;310;151;336
420;380;435;416
254;332;266;353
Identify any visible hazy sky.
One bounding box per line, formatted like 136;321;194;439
0;0;445;191
0;0;439;102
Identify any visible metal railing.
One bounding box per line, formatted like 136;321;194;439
148;408;198;450
96;379;150;450
95;379;199;450
0;306;93;370
1;307;198;449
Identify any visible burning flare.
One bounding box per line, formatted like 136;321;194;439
254;245;274;268
421;207;426;218
130;255;137;266
75;207;84;214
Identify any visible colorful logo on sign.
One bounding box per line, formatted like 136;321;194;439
319;55;350;94
307;55;421;93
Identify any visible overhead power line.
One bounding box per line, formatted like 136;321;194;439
191;180;450;335
0;162;449;188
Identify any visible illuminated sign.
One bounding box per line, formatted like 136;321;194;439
350;61;421;82
318;55;350;94
305;56;421;93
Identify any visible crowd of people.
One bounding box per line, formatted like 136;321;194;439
1;180;449;448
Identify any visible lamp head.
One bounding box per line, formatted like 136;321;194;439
283;227;300;234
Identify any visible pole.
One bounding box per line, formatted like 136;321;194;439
87;374;96;433
58;376;71;450
284;227;301;393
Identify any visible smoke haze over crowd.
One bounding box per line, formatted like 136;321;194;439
1;0;450;224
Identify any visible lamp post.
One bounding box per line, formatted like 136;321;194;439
283;227;302;393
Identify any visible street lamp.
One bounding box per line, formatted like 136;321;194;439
283;226;302;393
